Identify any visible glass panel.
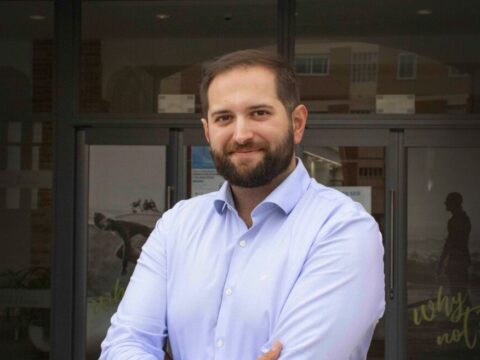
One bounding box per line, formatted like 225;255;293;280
0;3;53;355
296;0;480;114
86;145;166;359
80;0;277;114
407;148;480;359
0;1;54;113
302;145;386;359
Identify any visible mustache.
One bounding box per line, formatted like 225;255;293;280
227;141;265;153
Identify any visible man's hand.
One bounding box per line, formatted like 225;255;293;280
257;341;282;360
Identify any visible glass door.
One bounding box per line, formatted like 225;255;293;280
404;129;480;360
75;127;171;360
301;128;396;360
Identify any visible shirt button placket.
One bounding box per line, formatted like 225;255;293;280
239;239;247;248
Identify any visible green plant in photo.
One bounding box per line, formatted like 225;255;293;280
90;278;125;313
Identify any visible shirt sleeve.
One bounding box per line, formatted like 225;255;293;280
99;212;171;360
261;209;385;360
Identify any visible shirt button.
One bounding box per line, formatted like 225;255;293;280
225;288;233;296
239;240;247;247
216;339;224;348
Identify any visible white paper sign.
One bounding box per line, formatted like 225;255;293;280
191;169;224;197
376;94;415;114
333;186;372;213
158;94;195;113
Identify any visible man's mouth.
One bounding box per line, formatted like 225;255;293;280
235;149;259;153
230;148;263;156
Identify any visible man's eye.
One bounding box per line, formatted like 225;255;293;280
215;115;232;123
252;110;269;117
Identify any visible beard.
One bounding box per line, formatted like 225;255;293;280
210;126;295;188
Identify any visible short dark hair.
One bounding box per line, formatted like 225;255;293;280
200;49;300;118
446;192;463;206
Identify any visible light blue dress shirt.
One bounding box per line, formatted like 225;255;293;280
100;160;385;360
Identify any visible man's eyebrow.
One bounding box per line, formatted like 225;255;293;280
248;104;275;111
210;104;274;117
210;109;232;117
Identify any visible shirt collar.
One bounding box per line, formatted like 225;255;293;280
213;158;311;215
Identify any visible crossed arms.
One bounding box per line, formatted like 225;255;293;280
100;209;385;360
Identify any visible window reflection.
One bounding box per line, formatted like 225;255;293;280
80;0;277;114
296;0;480;114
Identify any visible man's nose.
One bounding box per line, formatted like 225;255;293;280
233;118;254;144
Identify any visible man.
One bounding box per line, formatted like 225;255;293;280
436;192;471;304
100;49;385;360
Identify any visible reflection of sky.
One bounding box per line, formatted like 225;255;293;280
89;146;166;213
408;148;480;257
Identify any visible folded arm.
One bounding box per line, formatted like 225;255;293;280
262;211;385;360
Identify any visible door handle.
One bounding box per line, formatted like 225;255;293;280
389;189;395;300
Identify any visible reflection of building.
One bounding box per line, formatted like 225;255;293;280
70;41;474;114
295;42;471;113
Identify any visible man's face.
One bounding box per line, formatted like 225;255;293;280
202;65;306;188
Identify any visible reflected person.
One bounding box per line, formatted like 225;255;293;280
100;49;385;360
436;192;472;303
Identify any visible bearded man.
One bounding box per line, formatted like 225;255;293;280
100;49;385;360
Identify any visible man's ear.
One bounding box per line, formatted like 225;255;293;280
201;118;210;144
291;104;308;145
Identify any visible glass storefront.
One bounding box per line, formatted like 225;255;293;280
1;1;479;359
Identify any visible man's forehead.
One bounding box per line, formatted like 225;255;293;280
207;66;276;95
209;65;275;90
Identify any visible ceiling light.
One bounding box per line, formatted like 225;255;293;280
29;15;46;21
417;9;432;15
155;14;170;20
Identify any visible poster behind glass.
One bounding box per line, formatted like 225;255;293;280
407;148;480;359
86;145;166;359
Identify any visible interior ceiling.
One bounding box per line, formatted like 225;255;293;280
1;0;479;68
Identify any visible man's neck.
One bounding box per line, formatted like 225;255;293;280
230;157;296;228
